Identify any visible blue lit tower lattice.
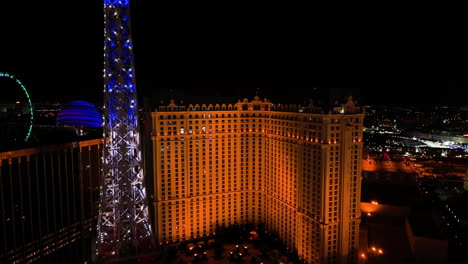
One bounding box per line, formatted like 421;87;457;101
97;0;155;262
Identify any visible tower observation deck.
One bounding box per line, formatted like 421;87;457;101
96;0;155;263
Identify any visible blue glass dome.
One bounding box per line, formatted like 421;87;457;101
57;100;103;128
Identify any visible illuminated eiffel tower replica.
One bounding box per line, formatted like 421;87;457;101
96;1;155;263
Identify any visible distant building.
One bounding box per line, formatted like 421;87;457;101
151;96;364;264
0;101;32;144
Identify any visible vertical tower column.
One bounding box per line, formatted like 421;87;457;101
97;0;155;262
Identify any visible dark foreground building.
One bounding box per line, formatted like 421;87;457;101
0;138;102;264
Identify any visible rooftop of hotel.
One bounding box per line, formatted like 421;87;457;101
155;96;364;115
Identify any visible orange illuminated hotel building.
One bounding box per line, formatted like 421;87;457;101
151;96;364;264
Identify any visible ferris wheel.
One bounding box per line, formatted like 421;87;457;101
0;72;33;141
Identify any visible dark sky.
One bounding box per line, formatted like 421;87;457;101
0;2;466;106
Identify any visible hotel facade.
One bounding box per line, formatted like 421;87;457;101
151;96;364;264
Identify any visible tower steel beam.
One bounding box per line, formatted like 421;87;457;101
97;1;155;263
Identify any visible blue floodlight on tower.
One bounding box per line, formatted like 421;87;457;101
97;0;155;263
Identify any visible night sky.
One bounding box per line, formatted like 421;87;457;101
0;2;465;106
